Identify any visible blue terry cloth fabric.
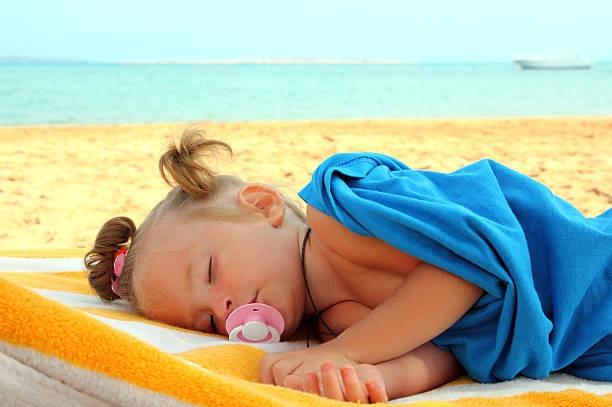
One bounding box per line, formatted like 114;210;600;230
298;152;612;383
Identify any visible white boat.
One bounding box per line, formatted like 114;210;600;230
514;56;592;70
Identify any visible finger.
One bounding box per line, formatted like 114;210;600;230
259;353;281;384
366;380;389;403
340;366;367;403
282;375;304;391
272;359;303;386
303;371;320;395
320;363;345;401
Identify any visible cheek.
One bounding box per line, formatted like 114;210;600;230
134;268;189;325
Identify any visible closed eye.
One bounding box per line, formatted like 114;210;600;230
208;257;218;334
210;314;217;334
208;256;212;284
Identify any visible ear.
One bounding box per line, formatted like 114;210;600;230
237;183;286;227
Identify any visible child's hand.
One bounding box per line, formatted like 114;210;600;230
259;341;357;386
284;362;388;403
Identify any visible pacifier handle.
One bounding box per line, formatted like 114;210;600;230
225;303;285;343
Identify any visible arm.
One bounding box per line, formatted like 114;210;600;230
284;342;462;402
377;341;464;400
333;262;483;365
312;299;466;398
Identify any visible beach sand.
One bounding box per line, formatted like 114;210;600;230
1;117;611;250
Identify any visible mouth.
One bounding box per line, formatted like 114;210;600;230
223;292;260;336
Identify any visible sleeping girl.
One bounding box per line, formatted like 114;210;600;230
85;126;612;403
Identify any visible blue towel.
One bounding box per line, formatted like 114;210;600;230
298;152;612;383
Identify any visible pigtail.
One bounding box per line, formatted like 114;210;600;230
84;216;136;302
159;127;233;199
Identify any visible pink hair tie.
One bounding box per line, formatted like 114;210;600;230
111;246;128;297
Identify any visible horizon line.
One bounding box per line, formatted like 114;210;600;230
0;55;412;64
2;56;611;65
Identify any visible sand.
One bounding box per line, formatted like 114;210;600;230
0;117;611;250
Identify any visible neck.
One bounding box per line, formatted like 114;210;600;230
297;224;348;319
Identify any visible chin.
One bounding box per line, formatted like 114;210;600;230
281;322;299;341
280;306;304;341
258;292;300;341
264;297;295;341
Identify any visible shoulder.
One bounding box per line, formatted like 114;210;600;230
306;205;400;259
307;204;359;257
307;205;422;275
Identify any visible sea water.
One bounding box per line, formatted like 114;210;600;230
1;62;611;125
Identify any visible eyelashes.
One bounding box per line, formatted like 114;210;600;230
210;314;217;334
208;256;212;284
208;257;218;334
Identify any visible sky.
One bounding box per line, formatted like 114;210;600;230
1;0;611;63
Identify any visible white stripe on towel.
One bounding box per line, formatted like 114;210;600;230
0;257;84;272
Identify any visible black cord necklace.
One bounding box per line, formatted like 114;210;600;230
300;227;338;347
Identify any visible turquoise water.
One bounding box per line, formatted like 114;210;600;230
1;63;611;125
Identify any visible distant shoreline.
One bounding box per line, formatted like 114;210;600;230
0;56;412;65
7;57;612;65
2;115;612;129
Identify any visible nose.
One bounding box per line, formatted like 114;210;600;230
213;295;234;334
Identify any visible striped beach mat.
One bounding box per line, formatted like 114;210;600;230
1;250;610;406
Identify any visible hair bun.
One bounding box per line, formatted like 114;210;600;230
84;216;136;302
159;126;232;198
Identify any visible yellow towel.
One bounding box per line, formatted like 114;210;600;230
1;250;610;406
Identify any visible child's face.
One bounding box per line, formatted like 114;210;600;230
133;193;306;340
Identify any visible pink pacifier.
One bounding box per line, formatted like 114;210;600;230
225;303;285;343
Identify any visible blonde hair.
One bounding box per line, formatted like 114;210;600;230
84;125;305;314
